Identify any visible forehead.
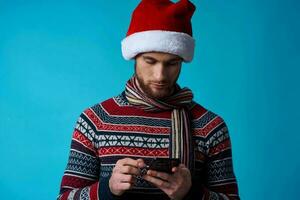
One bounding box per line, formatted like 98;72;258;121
138;52;182;62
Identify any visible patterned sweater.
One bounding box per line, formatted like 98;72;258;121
57;92;240;200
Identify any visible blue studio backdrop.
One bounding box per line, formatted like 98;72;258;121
0;0;299;199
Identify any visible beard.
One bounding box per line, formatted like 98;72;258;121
134;63;180;99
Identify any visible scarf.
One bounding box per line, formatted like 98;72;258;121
125;76;194;171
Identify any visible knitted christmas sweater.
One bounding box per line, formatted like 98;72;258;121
57;92;240;200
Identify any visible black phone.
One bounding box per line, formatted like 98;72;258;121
146;158;180;173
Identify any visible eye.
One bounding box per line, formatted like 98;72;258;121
167;61;179;66
145;59;156;65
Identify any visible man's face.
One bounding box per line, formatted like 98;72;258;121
135;52;183;99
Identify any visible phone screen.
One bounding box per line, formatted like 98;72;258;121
146;158;180;173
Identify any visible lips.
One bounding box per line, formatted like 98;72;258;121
151;83;168;89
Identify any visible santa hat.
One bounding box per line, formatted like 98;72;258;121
121;0;196;62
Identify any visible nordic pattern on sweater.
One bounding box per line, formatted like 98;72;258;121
57;92;240;200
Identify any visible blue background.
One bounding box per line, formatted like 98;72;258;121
0;0;299;199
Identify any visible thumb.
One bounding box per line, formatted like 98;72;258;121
172;164;185;173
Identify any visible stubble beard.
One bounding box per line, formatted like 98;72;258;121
134;63;180;100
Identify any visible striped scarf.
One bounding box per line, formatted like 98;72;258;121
125;76;194;171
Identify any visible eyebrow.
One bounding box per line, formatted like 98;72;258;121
142;55;182;63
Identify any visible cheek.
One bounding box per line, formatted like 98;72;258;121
136;66;151;82
141;67;152;76
169;68;181;81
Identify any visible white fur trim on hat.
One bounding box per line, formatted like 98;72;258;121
121;30;195;62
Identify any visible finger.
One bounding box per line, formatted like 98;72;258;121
120;174;136;184
118;158;144;168
171;167;177;173
136;158;146;168
172;164;188;174
147;170;171;182
117;182;133;191
117;158;138;167
178;164;186;168
143;174;171;189
120;165;140;175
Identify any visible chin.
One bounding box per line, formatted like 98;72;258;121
138;80;173;99
148;90;170;99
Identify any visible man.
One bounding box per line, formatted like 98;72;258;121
58;0;240;199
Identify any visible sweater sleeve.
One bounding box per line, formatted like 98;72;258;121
186;117;240;200
57;110;119;200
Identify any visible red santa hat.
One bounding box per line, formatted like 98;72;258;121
121;0;196;62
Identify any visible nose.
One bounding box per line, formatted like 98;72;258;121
153;63;166;82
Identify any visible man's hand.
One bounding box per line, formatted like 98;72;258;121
142;164;192;200
109;158;145;196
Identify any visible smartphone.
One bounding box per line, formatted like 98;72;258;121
146;158;180;173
